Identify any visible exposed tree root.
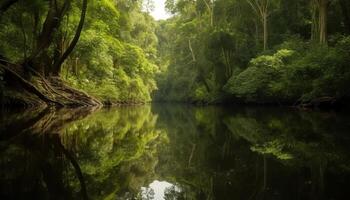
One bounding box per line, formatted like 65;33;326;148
25;107;98;134
49;76;102;107
0;62;102;108
1;63;64;106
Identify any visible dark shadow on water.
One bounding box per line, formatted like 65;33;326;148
1;104;350;199
0;108;92;200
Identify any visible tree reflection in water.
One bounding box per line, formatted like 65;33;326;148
1;105;350;199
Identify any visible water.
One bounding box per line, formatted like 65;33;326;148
1;104;350;200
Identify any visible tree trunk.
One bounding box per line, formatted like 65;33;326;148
311;0;319;41
32;10;40;51
211;1;214;27
188;39;196;62
255;19;260;47
52;0;88;76
1;0;100;107
319;0;328;44
26;0;70;74
246;0;270;51
263;13;268;51
311;0;328;44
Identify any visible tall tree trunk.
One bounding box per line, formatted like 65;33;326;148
52;0;88;76
263;13;268;51
211;1;214;27
311;0;328;44
26;0;69;74
246;0;270;51
311;0;319;41
255;19;260;47
319;0;328;44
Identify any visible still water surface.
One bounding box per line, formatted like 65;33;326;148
1;104;350;200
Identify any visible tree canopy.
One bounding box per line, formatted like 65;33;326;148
0;0;349;106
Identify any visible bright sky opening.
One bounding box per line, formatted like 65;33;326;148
150;0;171;20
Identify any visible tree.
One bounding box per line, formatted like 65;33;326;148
318;0;329;44
25;0;70;74
0;0;103;107
202;0;215;27
52;0;88;76
246;0;279;50
311;0;329;44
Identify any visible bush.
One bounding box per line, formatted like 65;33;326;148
279;36;350;102
224;36;350;103
224;49;294;102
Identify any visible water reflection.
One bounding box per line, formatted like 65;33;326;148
1;105;350;199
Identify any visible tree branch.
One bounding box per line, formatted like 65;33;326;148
52;0;88;75
27;0;70;66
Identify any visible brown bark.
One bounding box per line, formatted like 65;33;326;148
27;0;70;74
0;63;63;106
52;0;88;76
1;1;100;108
1;58;101;107
311;0;328;44
319;0;328;44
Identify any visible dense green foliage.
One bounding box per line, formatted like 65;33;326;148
224;36;350;103
2;1;350;199
0;0;160;104
1;0;350;105
62;106;165;199
155;0;350;104
62;0;159;103
2;105;350;199
154;105;350;198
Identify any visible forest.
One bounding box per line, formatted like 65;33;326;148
0;0;350;107
1;1;350;199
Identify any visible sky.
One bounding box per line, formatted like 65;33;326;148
141;180;180;200
150;0;171;20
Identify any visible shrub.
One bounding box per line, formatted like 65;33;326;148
224;49;294;102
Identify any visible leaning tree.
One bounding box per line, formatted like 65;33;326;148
0;0;101;107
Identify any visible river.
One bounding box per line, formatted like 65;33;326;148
1;104;350;200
